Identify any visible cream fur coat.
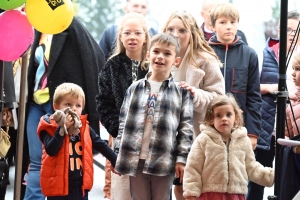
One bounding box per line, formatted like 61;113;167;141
183;125;274;198
172;47;225;137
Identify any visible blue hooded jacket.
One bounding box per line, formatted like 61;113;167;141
209;35;262;139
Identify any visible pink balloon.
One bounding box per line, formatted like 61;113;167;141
0;10;34;62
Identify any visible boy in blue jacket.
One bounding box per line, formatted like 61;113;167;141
209;2;262;150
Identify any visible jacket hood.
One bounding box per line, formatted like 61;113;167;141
208;35;244;48
200;124;247;140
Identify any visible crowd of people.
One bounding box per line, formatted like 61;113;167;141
1;0;300;199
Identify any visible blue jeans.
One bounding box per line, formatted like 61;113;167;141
24;101;53;200
247;136;275;200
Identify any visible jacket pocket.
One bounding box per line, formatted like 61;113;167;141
231;68;247;94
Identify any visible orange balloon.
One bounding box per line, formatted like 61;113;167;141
26;0;74;34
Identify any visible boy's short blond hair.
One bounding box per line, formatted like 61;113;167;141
210;2;240;27
53;83;85;107
149;33;181;56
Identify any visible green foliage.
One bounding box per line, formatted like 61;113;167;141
75;0;123;41
271;0;280;21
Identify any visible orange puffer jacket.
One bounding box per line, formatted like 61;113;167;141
37;114;93;196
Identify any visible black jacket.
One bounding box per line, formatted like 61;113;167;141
27;17;104;134
96;53;148;137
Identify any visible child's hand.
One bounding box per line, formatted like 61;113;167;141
65;114;74;129
179;81;196;96
175;162;185;183
248;135;257;150
110;165;121;176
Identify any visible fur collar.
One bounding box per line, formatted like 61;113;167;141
200;124;247;141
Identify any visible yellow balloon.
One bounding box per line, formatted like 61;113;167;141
26;0;74;34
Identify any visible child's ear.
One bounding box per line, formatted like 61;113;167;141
234;116;239;126
146;51;150;60
53;103;59;111
174;57;181;66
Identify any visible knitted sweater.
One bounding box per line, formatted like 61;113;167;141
96;53;148;137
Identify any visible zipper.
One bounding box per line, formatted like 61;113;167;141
223;45;229;88
226;138;231;187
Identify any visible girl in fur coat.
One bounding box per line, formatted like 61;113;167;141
183;94;274;200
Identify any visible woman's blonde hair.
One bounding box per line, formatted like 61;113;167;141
203;93;244;129
109;12;151;71
53;83;85;108
162;11;220;68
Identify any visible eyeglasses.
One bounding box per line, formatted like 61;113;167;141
166;27;189;36
287;28;297;35
122;31;145;38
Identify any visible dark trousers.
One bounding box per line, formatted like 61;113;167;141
246;136;275;200
47;182;88;200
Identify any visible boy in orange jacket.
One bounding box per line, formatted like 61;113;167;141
37;82;117;199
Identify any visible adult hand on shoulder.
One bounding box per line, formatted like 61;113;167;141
175;162;185;183
248;135;257;150
179;81;196;96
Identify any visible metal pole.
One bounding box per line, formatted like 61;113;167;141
14;53;28;200
268;0;288;199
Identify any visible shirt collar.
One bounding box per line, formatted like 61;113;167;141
142;72;174;88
